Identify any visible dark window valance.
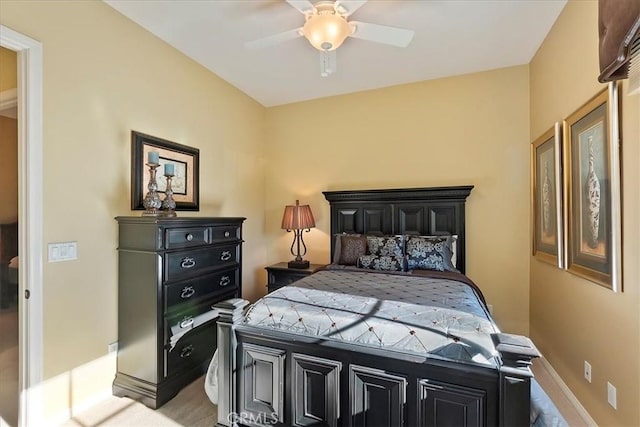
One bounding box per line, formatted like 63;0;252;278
598;0;640;82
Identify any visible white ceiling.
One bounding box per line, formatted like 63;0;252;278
105;0;567;107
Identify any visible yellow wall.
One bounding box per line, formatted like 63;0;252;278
0;0;266;420
0;46;17;91
265;66;531;335
0;47;18;224
0;115;17;224
530;1;640;425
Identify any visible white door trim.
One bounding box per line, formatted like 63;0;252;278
0;25;44;427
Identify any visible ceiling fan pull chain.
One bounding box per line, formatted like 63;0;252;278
320;50;337;77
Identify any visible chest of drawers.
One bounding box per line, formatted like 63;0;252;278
113;216;245;409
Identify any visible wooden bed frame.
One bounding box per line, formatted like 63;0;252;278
214;186;538;427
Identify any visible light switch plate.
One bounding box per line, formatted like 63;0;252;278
48;242;78;262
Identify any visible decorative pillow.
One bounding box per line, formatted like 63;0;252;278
404;235;456;272
337;234;367;265
366;235;404;257
357;255;406;272
332;233;361;264
409;234;458;268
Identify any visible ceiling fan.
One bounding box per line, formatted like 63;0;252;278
246;0;414;77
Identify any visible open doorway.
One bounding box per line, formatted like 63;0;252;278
0;45;19;427
1;25;44;427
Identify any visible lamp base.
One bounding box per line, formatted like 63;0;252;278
288;259;310;269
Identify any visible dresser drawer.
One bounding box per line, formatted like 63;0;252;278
269;270;309;286
164;320;217;378
165;244;239;282
165;287;235;339
165;268;239;312
166;301;217;338
212;225;241;243
165;226;211;250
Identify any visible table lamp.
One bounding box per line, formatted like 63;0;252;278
281;200;315;268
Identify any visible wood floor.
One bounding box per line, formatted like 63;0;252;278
0;307;19;427
62;375;217;427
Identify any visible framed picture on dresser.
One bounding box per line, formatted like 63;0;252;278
563;82;622;291
131;131;200;211
531;122;563;268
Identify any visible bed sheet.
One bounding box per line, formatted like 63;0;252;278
243;269;499;366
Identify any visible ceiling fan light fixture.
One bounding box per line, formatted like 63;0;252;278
302;12;351;51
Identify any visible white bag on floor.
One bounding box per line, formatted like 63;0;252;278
204;349;219;404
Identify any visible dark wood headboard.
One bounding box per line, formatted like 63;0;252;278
322;186;473;274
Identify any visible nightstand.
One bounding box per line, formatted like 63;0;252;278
265;262;326;293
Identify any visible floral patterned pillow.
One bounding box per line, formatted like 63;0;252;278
357;255;406;271
405;236;456;272
366;235;404;257
337;235;367;265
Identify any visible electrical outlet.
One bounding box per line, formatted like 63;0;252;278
108;341;118;354
584;361;592;383
608;382;617;409
487;304;494;315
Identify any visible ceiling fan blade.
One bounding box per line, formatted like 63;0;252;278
245;28;303;49
335;0;368;17
285;0;315;14
349;21;414;47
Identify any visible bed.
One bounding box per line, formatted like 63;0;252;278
213;186;540;427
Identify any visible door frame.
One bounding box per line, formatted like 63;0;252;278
0;25;44;426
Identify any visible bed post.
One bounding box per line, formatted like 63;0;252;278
491;333;540;427
215;298;248;427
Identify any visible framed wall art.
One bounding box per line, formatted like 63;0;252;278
563;82;621;291
531;122;563;267
131;131;200;211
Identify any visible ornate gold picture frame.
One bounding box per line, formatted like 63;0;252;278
563;83;621;291
531;123;563;267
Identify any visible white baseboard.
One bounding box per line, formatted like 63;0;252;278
538;356;598;426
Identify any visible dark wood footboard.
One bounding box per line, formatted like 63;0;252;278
215;299;539;427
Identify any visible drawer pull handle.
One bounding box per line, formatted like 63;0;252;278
219;275;231;287
224;231;231;238
220;251;232;261
181;257;196;269
180;344;194;358
185;233;194;242
180;316;194;329
180;286;195;299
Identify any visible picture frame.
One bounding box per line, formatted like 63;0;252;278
531;122;563;268
563;82;621;291
131;131;200;211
